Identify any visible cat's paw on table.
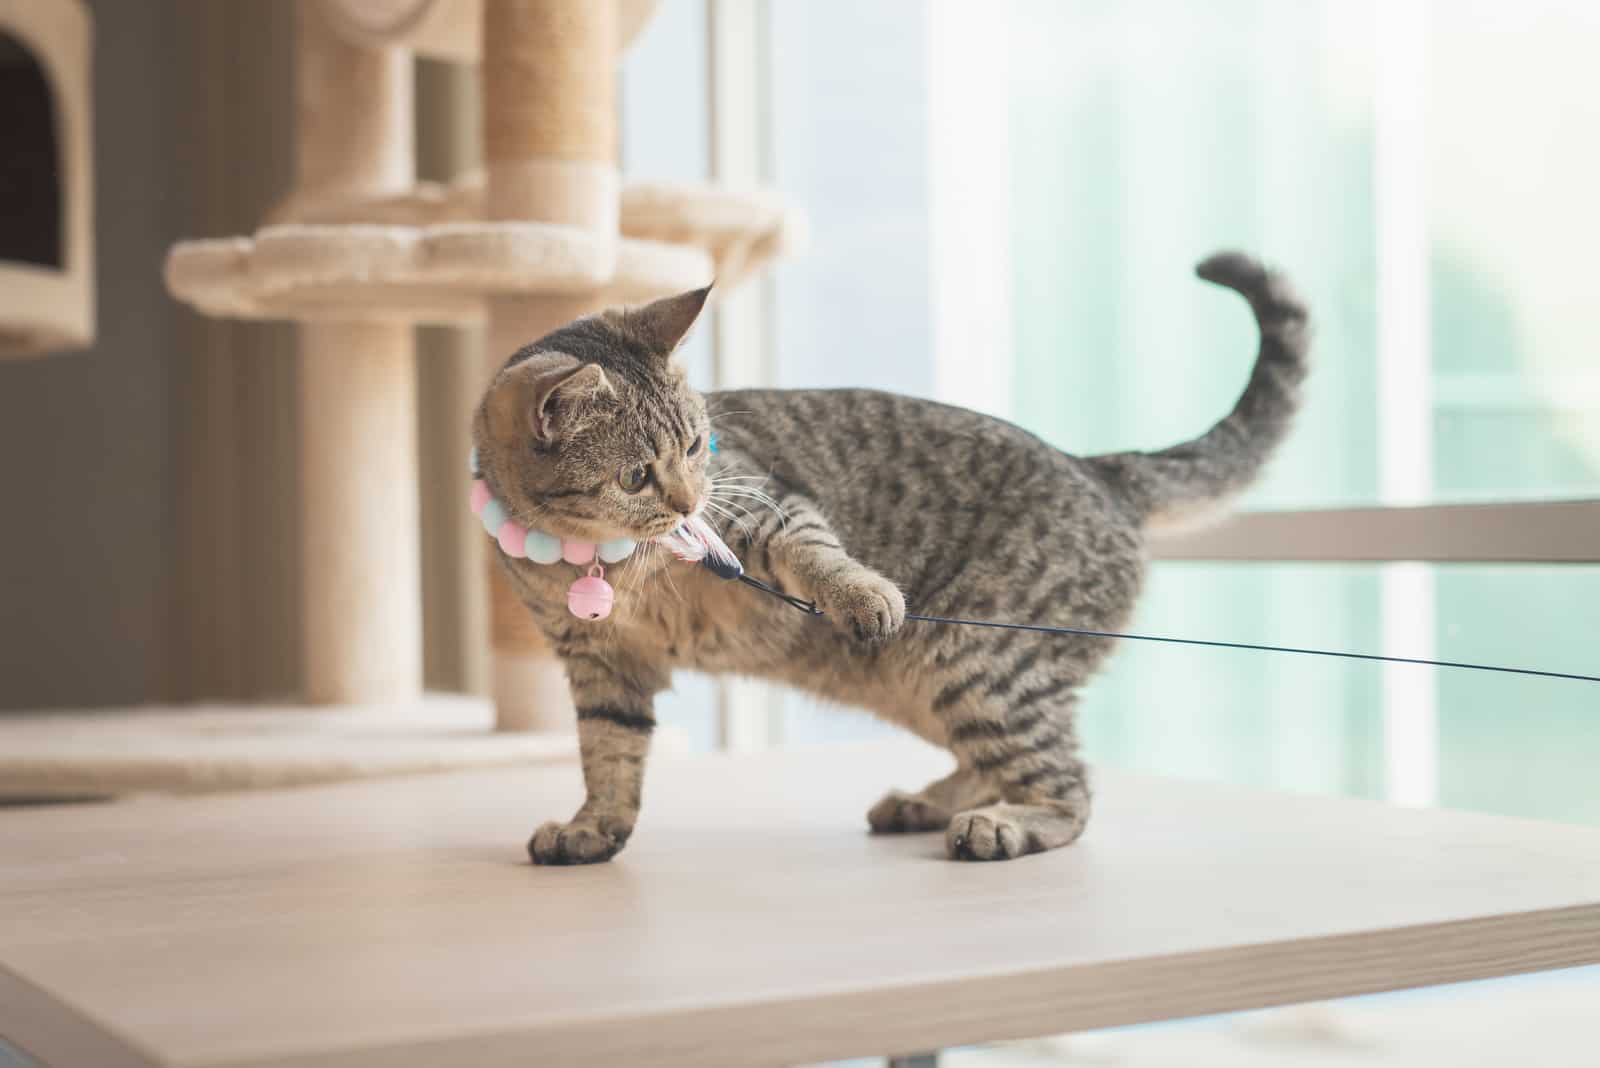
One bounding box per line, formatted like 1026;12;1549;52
946;807;1030;861
527;817;629;866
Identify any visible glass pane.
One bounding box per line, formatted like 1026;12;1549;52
1080;563;1385;802
1007;0;1600;507
1434;565;1600;824
620;0;715;388
769;0;934;395
1083;562;1600;827
1427;3;1600;501
620;0;719;750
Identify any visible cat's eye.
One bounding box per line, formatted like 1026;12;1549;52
687;434;704;458
619;464;651;493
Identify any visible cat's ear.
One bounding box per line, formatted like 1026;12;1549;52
628;284;713;357
486;355;614;445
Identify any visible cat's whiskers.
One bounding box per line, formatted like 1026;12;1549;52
707;491;769;525
711;486;788;524
703;499;755;538
710;473;779;492
710;477;778;491
612;539;665;641
711;469;779;488
715;484;784;506
709;494;786;537
652;538;687;608
602;547;648;643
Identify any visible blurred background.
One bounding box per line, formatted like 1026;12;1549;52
6;0;1595;816
2;1;1597;1061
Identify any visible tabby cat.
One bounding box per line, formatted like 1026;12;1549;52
471;252;1309;864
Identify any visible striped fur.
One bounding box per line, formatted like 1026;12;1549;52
475;254;1310;864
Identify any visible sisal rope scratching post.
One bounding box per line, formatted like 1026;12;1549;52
480;0;617;732
295;0;423;704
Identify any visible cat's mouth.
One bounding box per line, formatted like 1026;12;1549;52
518;495;705;544
528;513;690;545
640;498;707;540
642;512;698;540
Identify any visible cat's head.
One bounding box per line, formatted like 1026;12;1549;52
473;287;713;544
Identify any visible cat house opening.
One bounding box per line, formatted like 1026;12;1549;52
0;0;92;358
0;30;61;270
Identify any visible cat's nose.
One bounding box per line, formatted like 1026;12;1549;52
664;486;698;517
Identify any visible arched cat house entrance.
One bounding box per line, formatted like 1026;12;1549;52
0;0;92;357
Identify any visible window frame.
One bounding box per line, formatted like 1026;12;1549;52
1151;500;1600;564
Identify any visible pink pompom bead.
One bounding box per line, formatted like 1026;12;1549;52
469;480;491;515
561;540;596;565
567;575;615;620
497;520;528;558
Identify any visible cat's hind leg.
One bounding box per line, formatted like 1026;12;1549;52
866;766;997;833
939;685;1092;861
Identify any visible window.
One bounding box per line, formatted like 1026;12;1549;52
621;0;721;750
634;1;1600;827
1002;0;1600;822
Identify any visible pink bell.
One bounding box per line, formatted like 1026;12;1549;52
567;565;615;621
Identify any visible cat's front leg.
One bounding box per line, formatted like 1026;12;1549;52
765;499;905;644
527;652;665;866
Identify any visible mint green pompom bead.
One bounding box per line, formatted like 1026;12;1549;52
524;529;562;565
480;498;506;535
598;537;637;563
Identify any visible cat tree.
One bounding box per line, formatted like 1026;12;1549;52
0;0;795;799
0;0;92;356
153;1;796;767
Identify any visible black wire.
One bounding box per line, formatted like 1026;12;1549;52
734;571;1600;685
737;573;823;615
901;613;1600;684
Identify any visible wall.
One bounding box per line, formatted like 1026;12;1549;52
0;0;300;710
1;0;184;708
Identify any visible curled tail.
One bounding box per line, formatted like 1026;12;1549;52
1090;251;1311;531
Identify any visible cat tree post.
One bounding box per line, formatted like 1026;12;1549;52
480;0;616;732
294;0;423;704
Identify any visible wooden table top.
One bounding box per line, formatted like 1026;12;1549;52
3;741;1599;1068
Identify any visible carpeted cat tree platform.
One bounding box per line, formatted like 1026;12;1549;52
0;0;797;798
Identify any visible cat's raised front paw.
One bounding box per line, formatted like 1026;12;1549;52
817;568;906;644
527;817;629;866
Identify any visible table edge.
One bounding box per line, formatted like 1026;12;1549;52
194;901;1600;1068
